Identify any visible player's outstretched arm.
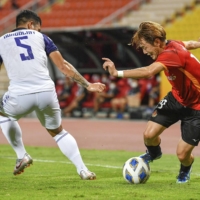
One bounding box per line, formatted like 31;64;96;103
102;57;164;79
50;51;106;93
183;38;200;50
102;58;118;77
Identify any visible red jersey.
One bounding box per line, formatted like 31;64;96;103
156;40;200;110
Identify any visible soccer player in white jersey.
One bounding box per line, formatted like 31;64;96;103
0;10;106;180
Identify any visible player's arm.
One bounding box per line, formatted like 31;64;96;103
50;51;89;87
102;58;164;79
183;38;200;50
49;51;105;92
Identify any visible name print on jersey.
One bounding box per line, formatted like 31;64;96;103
4;31;35;39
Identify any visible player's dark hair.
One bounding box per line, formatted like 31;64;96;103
131;21;166;48
16;10;42;27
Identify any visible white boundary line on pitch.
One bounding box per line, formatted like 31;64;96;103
2;156;200;176
1;156;122;169
35;159;122;169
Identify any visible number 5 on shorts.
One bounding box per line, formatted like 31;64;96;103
14;36;34;61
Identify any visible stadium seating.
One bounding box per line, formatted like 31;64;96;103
0;0;50;34
165;4;200;60
39;0;133;27
114;0;195;27
1;0;47;11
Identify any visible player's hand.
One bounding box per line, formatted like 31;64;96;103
87;83;106;93
102;58;118;77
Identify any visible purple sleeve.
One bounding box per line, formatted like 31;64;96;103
42;34;58;56
0;55;2;65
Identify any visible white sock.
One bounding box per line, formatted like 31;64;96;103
53;129;88;174
0;120;26;159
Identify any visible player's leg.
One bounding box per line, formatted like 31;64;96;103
140;92;180;163
139;121;165;163
143;121;165;146
0;93;35;175
0;118;33;175
176;114;200;183
36;91;96;180
176;139;194;183
48;125;96;180
0;118;26;159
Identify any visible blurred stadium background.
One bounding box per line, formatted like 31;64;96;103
0;0;200;120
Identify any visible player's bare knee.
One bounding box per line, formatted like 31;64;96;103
143;131;154;142
46;125;63;137
177;151;189;163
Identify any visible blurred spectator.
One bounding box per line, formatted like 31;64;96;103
141;75;160;119
109;79;129;119
101;73;110;86
126;78;141;108
56;77;74;109
93;75;118;115
62;74;91;117
56;74;160;119
148;75;160;109
91;73;101;83
62;85;88;117
55;78;64;97
138;75;160;106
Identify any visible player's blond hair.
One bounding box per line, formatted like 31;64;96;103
131;21;166;48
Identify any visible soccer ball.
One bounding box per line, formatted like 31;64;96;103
122;157;151;184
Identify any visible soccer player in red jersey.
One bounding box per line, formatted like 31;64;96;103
102;21;200;183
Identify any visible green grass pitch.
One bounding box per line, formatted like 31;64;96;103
0;145;200;200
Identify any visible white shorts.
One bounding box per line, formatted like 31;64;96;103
0;90;61;129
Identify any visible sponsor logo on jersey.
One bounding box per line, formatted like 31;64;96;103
192;139;199;142
167;74;176;81
152;110;157;117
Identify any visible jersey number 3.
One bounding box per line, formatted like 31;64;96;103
14;36;34;61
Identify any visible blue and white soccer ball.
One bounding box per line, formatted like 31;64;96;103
122;157;151;184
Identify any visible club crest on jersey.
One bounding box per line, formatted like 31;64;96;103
167;74;176;81
152;110;157;117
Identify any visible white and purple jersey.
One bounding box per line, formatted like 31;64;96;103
0;28;58;95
